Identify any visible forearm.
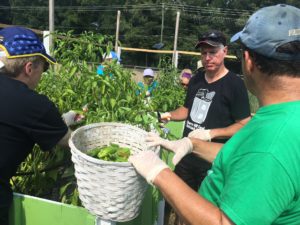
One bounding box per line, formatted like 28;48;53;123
210;116;251;139
169;106;188;121
154;168;232;225
190;138;223;163
57;129;72;149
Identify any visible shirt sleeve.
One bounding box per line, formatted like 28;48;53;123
219;153;294;225
29;101;68;151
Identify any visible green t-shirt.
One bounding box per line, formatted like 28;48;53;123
199;101;300;225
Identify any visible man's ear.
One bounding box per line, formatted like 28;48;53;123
24;61;34;76
243;50;255;73
223;46;228;54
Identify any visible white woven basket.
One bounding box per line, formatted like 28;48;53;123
69;122;159;222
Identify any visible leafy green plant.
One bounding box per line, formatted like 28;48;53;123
150;57;186;112
11;31;178;209
10;31;186;225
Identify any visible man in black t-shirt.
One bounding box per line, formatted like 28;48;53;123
160;30;251;224
0;26;79;225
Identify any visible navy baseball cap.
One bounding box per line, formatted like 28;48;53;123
231;4;300;60
0;26;56;64
195;30;227;49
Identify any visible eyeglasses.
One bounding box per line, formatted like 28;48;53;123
200;48;223;58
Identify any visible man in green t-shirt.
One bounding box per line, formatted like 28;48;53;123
129;4;300;225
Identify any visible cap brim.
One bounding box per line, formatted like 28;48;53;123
230;31;242;43
195;40;223;49
43;53;57;64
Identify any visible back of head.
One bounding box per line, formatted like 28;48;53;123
231;4;300;76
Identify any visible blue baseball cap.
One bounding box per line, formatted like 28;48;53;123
231;4;300;60
0;26;56;64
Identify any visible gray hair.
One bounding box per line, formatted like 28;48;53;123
0;55;44;78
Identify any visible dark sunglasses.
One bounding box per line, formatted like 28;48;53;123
199;32;225;45
203;32;219;39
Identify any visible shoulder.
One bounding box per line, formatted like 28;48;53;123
224;71;245;86
226;71;243;81
22;90;57;115
190;70;204;83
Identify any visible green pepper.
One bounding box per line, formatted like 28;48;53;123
86;147;101;157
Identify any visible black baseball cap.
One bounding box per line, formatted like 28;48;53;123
195;30;227;49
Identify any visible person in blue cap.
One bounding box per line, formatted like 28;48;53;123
129;4;300;224
136;68;158;97
0;26;81;225
96;50;120;76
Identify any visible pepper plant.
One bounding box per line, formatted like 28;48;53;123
11;31;186;220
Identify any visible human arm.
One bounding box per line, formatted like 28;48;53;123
156;168;234;225
188;116;251;141
57;129;72;149
209;116;251;139
161;106;189;122
190;138;223;163
146;133;222;164
57;110;85;149
129;151;234;225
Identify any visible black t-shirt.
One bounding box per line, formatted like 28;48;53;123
0;75;68;208
183;71;250;138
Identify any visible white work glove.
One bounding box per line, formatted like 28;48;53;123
62;110;84;127
129;151;169;185
159;112;171;123
188;129;211;141
145;132;193;165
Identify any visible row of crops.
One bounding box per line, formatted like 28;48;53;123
11;31;186;210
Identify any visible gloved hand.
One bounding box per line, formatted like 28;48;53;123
159;112;171;123
188;129;211;141
145;90;151;97
145;132;193;165
62;110;84;127
129;151;169;185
